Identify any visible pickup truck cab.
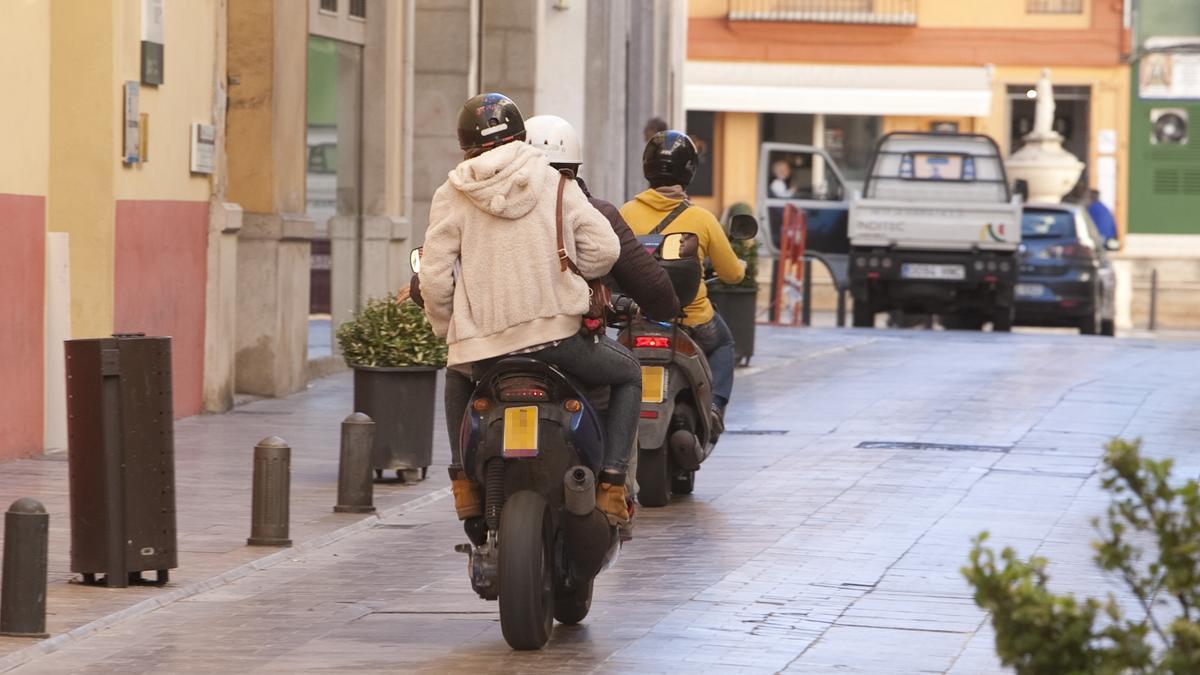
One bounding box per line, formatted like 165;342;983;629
848;132;1022;330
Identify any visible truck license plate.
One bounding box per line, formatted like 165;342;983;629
901;263;966;281
502;406;539;458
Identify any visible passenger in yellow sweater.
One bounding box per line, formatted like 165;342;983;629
620;131;745;430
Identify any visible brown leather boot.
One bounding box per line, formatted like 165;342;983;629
448;467;482;520
597;481;630;527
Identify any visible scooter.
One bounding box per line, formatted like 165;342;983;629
408;249;619;651
622;214;759;507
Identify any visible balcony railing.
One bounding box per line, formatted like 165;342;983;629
1027;0;1084;14
728;0;917;26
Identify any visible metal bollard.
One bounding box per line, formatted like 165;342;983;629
335;413;377;514
1;498;49;638
248;437;292;547
801;258;813;326
1149;268;1159;331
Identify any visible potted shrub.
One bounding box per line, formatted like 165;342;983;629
707;203;759;366
336;290;447;482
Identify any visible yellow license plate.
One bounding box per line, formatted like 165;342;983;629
642;366;666;404
502;406;539;458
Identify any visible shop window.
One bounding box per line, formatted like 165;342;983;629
687;111;717;197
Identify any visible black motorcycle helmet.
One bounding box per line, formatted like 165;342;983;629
642;130;698;188
457;93;526;154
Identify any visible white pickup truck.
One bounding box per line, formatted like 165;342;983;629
848;132;1022;330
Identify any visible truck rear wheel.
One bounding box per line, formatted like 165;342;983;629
992;306;1014;333
852;302;874;328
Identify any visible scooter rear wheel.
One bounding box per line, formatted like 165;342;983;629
637;446;671;508
553;576;594;625
499;490;554;650
671;470;695;495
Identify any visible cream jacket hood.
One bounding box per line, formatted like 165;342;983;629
421;142;620;366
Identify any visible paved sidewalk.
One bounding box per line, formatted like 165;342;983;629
0;371;452;662
0;327;876;668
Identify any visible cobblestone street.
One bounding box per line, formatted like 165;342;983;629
11;326;1200;674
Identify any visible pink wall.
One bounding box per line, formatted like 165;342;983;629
114;200;209;418
0;194;46;459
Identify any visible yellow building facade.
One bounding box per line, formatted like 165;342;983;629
687;0;1131;232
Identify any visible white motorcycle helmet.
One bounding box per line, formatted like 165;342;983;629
525;115;583;167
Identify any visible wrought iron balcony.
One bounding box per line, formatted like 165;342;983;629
728;0;917;26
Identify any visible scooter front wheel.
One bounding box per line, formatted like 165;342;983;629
499;490;554;649
637;446;671;508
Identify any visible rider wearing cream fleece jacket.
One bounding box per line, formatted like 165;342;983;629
421;140;620;367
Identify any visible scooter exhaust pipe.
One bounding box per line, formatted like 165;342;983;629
562;465;612;578
563;466;596;517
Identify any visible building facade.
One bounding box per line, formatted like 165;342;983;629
0;0;683;462
687;0;1130;221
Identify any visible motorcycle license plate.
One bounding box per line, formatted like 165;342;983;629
502;406;539;458
642;366;666;403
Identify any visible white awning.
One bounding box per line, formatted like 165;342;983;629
685;61;993;117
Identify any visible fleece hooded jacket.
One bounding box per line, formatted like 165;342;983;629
421;141;620;366
620;188;745;326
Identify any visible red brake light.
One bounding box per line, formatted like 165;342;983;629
1039;243;1090;260
639;410;659;419
635;336;671;349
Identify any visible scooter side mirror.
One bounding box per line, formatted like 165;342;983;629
409;247;423;273
729;213;759;241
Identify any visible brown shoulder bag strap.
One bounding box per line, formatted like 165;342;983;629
555;170;582;276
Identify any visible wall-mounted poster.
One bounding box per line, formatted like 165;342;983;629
1140;52;1200;100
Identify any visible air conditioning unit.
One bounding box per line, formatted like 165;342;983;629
1151;108;1189;146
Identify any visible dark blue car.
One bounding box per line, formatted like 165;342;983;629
1014;203;1117;336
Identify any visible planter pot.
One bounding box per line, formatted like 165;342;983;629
707;286;758;366
352;365;439;481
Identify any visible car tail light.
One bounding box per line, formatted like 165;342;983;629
640;410;658;419
497;377;549;402
635;336;671;349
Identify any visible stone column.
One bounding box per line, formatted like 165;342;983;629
203;201;242;410
411;0;474;245
584;0;629;204
227;0;314;397
236;214;314;397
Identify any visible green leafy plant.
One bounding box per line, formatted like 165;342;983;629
336;293;447;368
964;438;1200;674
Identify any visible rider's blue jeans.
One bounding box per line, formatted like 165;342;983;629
443;332;641;474
687;313;735;408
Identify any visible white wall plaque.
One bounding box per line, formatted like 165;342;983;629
190;123;215;174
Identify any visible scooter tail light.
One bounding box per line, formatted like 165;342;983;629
639;410;659;419
496;377;549;402
635;336;671;349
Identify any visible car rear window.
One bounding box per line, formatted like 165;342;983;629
1021;210;1074;239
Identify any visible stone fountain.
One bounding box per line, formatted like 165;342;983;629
1005;69;1084;203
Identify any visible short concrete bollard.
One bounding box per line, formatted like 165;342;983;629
248;436;292;547
1;498;49;638
335;413;377;514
